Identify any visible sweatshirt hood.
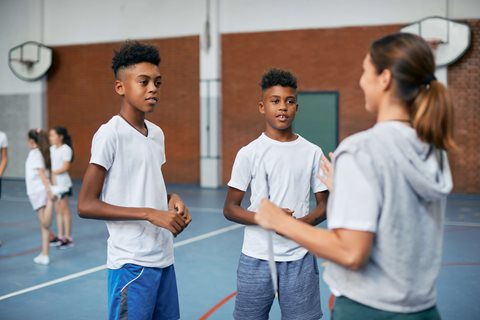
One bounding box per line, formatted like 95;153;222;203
373;122;452;202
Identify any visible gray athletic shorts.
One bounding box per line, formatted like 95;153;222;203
234;252;323;320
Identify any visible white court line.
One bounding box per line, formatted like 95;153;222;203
0;223;243;302
445;221;480;227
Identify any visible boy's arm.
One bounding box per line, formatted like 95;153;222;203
78;163;187;236
223;187;257;225
297;190;329;226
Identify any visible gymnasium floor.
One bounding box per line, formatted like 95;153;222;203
0;179;479;320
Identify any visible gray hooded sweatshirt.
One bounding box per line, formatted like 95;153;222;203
324;121;453;313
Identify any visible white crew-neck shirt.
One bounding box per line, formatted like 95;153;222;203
0;131;7;148
90;115;173;269
228;133;327;261
25;148;47;195
50;144;73;188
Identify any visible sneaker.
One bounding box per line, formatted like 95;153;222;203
49;236;62;247
57;238;74;250
33;254;50;265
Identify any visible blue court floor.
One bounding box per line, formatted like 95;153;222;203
0;179;479;319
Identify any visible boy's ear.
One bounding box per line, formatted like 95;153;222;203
258;101;265;114
114;80;125;96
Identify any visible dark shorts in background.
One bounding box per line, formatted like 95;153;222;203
332;296;441;320
59;187;73;199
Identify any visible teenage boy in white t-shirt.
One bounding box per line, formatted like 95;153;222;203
224;68;329;320
78;41;192;320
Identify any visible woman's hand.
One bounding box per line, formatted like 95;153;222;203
319;153;334;190
255;199;291;232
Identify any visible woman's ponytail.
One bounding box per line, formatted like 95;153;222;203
413;80;456;151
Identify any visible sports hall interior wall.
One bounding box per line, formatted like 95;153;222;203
47;36;200;184
221;20;480;194
46;21;479;193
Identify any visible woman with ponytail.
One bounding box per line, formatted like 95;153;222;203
255;33;454;319
49;126;75;249
26;128;55;265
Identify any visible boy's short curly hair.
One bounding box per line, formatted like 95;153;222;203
112;40;160;78
260;68;297;91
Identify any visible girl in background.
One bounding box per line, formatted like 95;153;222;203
49;126;75;249
26;129;55;265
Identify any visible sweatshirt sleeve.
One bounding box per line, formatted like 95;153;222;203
327;152;380;232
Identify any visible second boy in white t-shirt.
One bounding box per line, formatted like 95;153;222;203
224;68;329;320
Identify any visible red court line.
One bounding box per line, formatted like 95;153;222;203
0;246;42;259
199;291;237;320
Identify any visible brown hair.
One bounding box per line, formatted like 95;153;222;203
28;128;51;170
370;33;456;151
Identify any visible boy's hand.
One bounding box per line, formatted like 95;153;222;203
255;199;291;232
147;208;187;236
168;193;192;228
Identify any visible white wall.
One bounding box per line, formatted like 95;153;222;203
221;0;480;33
0;0;45;95
43;0;206;46
42;0;480;46
0;0;46;177
1;0;478;95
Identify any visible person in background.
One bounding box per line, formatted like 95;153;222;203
26;128;55;265
0;130;8;200
49;126;75;248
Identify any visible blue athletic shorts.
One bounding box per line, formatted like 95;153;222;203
234;252;323;320
108;263;180;320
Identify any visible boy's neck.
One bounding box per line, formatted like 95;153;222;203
119;105;147;135
264;127;297;142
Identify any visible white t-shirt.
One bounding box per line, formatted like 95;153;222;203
50;144;73;188
228;133;327;261
25;148;47;195
0;131;8;148
90;115;173;269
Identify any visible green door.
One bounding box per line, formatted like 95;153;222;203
294;92;338;155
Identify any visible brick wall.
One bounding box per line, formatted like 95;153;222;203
448;20;480;193
222;21;480;193
222;25;398;183
47;36;200;183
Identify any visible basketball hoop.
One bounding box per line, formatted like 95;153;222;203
425;38;444;50
9;58;36;69
8;41;52;81
401;16;471;67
